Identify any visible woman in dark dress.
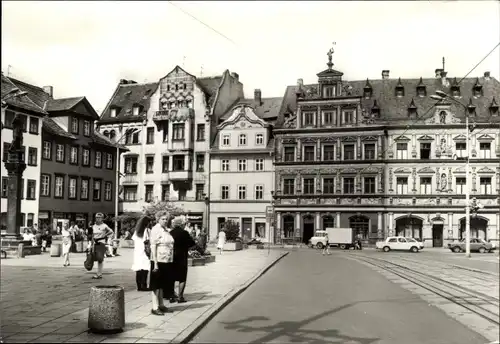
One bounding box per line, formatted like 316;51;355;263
169;216;196;303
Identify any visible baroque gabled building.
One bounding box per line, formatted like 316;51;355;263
97;66;243;230
274;50;500;247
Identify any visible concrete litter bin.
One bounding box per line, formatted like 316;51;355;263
50;243;61;257
88;285;125;334
75;241;83;253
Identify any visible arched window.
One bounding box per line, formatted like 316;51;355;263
395;217;423;239
349;215;369;240
460;217;488;240
283;215;294;238
109;130;116;141
103;130;110;138
322;215;335;229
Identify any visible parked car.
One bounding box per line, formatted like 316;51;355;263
447;238;495;253
375;237;423;253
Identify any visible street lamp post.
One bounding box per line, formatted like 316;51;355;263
431;90;473;258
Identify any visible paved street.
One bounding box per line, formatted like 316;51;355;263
0;247;287;343
192;248;497;344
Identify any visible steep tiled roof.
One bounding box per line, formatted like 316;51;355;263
42;117;76;139
99;82;158;124
91;130;127;150
277;75;500;128
7;76;51;109
1;74;48;114
45;97;84;112
196;76;222;107
220;97;282;121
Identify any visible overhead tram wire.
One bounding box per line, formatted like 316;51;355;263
357;41;500;175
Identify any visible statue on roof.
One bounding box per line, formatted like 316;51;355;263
326;48;334;69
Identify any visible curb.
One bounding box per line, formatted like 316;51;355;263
171;251;290;344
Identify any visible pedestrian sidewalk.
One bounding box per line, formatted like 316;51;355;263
0;248;288;343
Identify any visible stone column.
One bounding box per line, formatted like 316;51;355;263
336;212;341;228
295;212;301;241
447;213;453;239
315;212;321;231
377;212;383;238
296;106;302;129
5;161;26;239
388;212;394;236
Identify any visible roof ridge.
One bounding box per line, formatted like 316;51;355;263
119;82;158;87
7;76;45;91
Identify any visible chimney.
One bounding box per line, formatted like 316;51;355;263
119;79;128;85
230;72;239;82
382;70;390;80
484;71;491;80
440;71;449;87
297;78;303;87
43;86;53;97
127;80;137;84
435;69;444;78
254;89;262;106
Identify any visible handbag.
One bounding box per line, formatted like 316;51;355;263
143;229;151;259
84;250;94;271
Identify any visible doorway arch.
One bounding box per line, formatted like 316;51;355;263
395;216;423;239
322;215;335;230
282;215;294;239
459;217;488;240
302;214;315;244
349;215;369;240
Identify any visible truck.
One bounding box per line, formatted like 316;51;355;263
308;227;354;250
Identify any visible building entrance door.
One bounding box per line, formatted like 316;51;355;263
241;218;252;241
432;224;444;247
303;216;314;244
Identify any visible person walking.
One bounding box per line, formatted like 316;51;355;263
61;223;75;266
132;216;151;291
149;211;174;315
89;213;114;279
217;229;226;255
169;216;196;303
322;232;331;255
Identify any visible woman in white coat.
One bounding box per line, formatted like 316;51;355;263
132;216;151;291
217;229;226;255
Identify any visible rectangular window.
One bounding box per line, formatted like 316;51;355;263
71;117;79;134
124;186;137;201
81;179;89;200
196;184;204;200
343;144;355;160
29;117;39;134
20;115;27;132
4;110;15;128
420;177;432;194
146;127;155;144
324;86;335;98
221;185;229;200
255;159;264;171
480;177;492;194
196;124;205;141
82;148;90;166
125;157;138;173
343;177;355;194
255;133;264;145
104;182;112;201
196;154;205;172
479;142;491;158
283;178;295;195
222;134;230;146
2;143;9;162
255;185;264;200
145;185;153;202
56;144;65;162
162;156;169;172
284;147;295;162
93;180;101;200
303;178;315;194
303;146;315;161
323;145;335;161
239;134;247;146
173;123;185;140
27;180;36;200
238;185;247;200
221;159;230;171
238;159;247;171
162;122;169;142
396;177;409;194
83;120;91;136
173;155;184;171
161;184;170;201
343;110;354;124
145;156;154;173
456;177;466;194
364;177;376;194
323;178;335;194
106;153;113;169
40;174;50;197
455;142;466;158
396;143;408;159
68;177;77;199
303;112;315;126
323;111;334;125
55;175;64;198
42;141;52;160
95;151;102;168
420;142;431;159
364;143;376;160
1;177;7;198
70;146;78;165
28;147;37;166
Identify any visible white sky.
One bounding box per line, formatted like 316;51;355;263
2;1;499;114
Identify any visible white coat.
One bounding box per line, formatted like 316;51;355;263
131;231;150;271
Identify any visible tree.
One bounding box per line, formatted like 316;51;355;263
222;220;240;242
142;201;185;221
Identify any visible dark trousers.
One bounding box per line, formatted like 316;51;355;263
163;277;175;298
135;270;148;290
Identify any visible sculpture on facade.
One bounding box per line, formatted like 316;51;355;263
439;111;447;124
8;115;24;162
440;173;448;191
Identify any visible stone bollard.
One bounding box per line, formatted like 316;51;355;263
17;244;25;258
50;243;61;257
88;286;125;334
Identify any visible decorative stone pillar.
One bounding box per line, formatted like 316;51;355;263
357;136;362;159
336;212;341;228
447;213;453;239
296;106;302;129
336;138;341;160
295;212;301;240
315;212;321;231
377;135;383;159
377;212;383;238
388;212;394;236
296;139;302;161
316;138;321;161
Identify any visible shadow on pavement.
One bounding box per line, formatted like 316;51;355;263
217;297;422;344
171;302;214;311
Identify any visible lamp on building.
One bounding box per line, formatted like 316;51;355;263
431;90;474;258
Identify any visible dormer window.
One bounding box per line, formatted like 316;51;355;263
175;84;179;91
187;99;193;108
371;100;380;117
110;108;117;118
467;98;476;115
395;78;404;97
167;85;171;92
451;77;460;97
323;86;336;98
416;77;426;97
489;97;499;116
473;78;483;97
183;83;187;90
407;98;418;118
363;79;372;98
132;106;140;116
303;112;315;126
